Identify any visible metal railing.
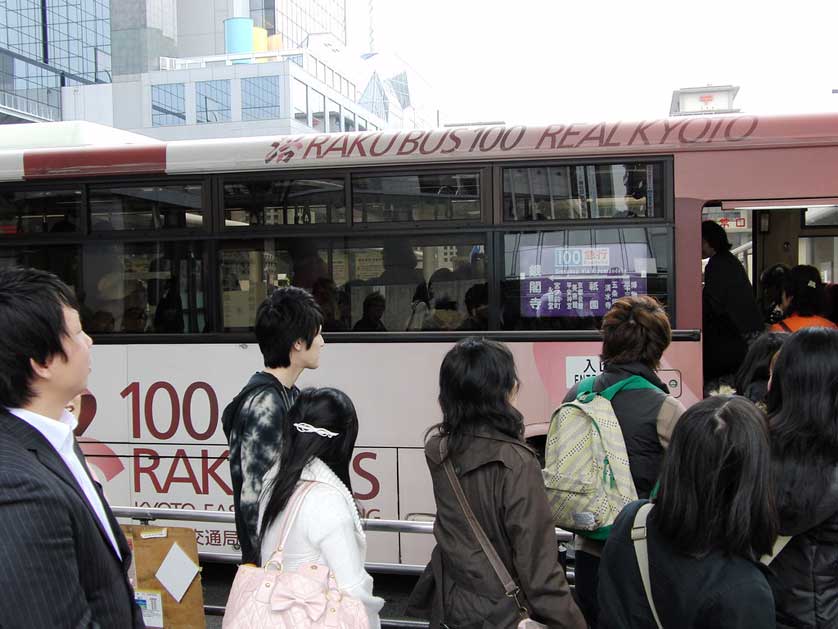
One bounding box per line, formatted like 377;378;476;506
113;506;575;628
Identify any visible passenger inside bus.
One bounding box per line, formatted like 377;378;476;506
769;264;838;332
375;241;424;286
313;277;349;332
701;220;764;383
457;283;489;331
353;292;387;332
759;263;790;325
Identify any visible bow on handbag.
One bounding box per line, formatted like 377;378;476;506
270;572;329;620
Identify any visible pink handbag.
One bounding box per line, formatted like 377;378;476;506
222;481;370;629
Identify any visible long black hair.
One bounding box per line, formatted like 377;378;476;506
429;337;524;457
734;332;787;403
259;387;359;542
766;327;838;458
765;328;838;524
782;264;826;317
655;395;777;559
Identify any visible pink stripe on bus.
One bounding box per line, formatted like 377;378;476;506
23;145;167;179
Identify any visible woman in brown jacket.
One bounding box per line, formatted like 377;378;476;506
408;337;585;629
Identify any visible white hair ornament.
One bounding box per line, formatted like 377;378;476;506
293;422;339;438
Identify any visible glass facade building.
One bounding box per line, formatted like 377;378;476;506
196;79;231;124
241;75;280;121
0;0;110;122
151;83;186;127
250;0;346;48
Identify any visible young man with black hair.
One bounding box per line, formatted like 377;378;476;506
0;267;145;628
222;286;325;564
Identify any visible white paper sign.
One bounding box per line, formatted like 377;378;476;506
565;356;603;388
154;542;199;603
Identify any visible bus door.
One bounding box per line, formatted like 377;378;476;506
705;200;838;322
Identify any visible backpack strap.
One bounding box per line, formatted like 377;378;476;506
576;374;660;403
631;502;664;629
760;535;793;565
778;319;793;333
599;375;660;401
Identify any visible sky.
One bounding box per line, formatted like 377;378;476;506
348;0;838;125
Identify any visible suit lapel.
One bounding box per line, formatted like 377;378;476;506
72;439;133;571
1;411;124;564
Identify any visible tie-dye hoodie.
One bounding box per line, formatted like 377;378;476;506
222;371;298;564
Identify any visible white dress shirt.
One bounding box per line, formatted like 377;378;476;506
9;407;121;559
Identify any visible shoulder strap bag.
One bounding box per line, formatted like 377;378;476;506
439;437;547;629
631;502;663;629
222;481;370;629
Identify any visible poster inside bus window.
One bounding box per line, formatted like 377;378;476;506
522;275;647;317
509;232;666;320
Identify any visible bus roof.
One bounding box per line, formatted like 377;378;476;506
0;121;160;151
1;113;837;182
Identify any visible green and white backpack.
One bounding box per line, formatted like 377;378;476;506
543;375;658;540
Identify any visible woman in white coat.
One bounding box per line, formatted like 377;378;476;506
258;387;384;628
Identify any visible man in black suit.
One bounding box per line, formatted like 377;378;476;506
0;267;145;628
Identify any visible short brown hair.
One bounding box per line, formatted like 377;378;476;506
600;295;671;368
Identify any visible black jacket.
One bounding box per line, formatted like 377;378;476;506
222;371;297;564
407;428;585;629
0;410;145;628
768;464;838;628
598;500;775;629
703;250;764;378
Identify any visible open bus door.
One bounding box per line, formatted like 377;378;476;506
705;199;838;318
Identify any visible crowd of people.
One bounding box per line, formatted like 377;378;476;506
1;247;838;628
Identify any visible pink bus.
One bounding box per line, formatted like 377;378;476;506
2;114;837;565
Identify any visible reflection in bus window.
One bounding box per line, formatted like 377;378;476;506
0;188;81;235
353;173;480;223
504;162;664;221
0;244;79;296
89;184;204;231
220;240;330;330
220;238;486;332
502;227;670;330
223;178;346;226
82;241;205;333
335;240;487;332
